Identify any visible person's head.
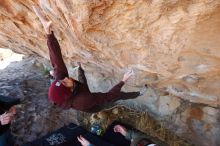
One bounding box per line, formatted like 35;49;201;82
0;95;20;110
48;77;75;106
137;138;155;146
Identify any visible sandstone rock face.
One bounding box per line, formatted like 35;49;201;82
0;0;220;146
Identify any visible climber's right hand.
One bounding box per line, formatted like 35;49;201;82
122;70;134;82
77;62;81;68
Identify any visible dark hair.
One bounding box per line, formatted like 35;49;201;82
0;95;20;111
137;138;154;146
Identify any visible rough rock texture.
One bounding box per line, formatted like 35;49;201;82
0;0;220;146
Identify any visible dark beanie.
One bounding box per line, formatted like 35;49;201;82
48;80;72;106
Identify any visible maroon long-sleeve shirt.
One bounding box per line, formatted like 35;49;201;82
47;32;125;112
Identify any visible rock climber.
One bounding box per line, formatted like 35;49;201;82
33;6;146;113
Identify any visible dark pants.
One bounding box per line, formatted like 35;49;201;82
0;133;7;146
0;130;14;146
88;91;140;113
118;91;140;100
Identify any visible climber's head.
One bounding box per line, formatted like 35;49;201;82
48;77;75;107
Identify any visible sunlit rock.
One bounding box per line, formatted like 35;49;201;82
0;0;220;146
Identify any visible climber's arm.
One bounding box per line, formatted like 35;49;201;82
33;6;68;80
47;32;69;80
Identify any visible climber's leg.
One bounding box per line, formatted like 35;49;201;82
118;91;140;100
113;84;148;101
